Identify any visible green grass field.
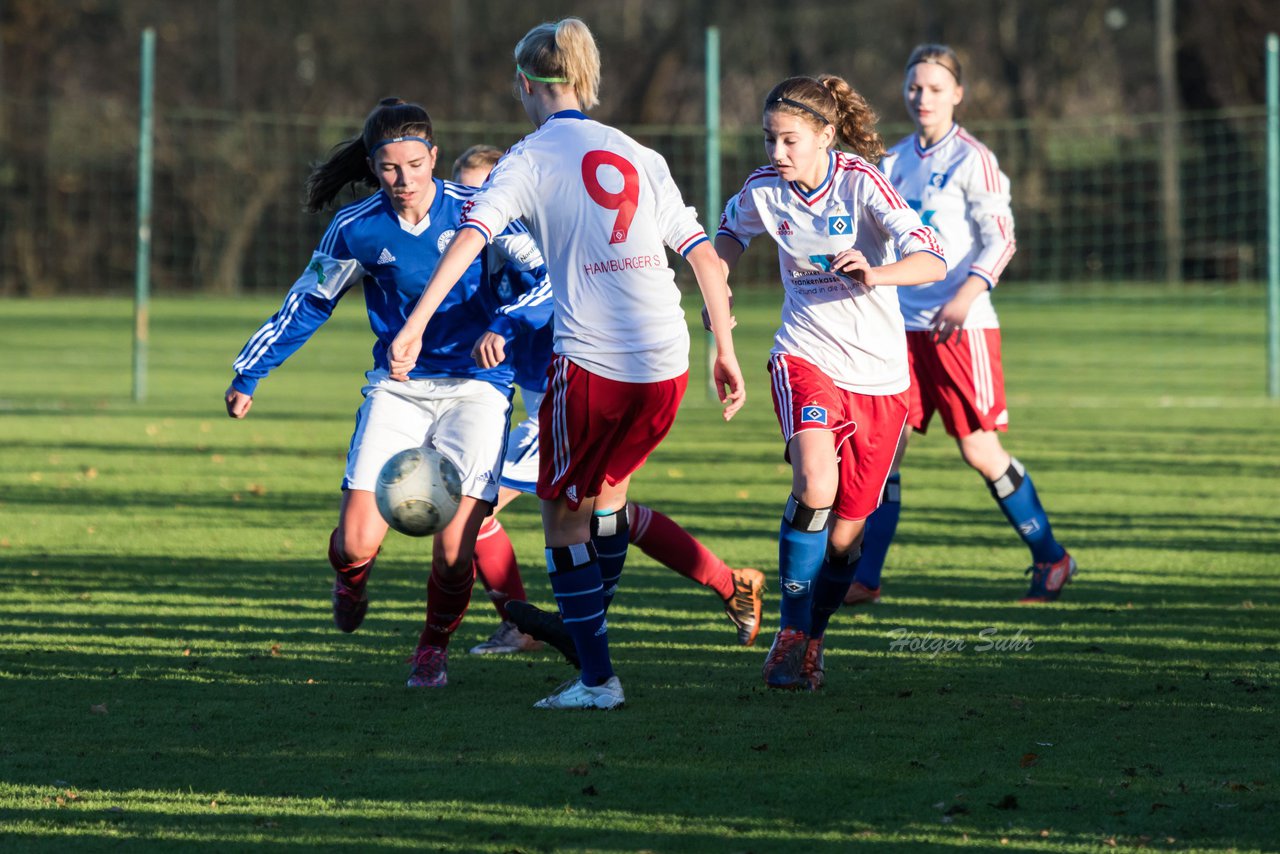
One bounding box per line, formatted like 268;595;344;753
1;288;1278;852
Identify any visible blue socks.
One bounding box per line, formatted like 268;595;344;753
777;495;830;634
591;506;629;612
545;542;613;687
988;458;1065;565
811;547;859;639
853;473;900;589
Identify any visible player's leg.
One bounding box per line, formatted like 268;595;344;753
803;393;908;689
850;332;932;605
329;488;388;632
407;379;511;686
628;503;765;645
847;428;907;605
331;382;431;633
946;329;1073;601
958;429;1074;601
468;486;543;655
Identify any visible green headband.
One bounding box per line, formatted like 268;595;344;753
517;63;568;84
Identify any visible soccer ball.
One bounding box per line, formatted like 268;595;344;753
374;447;462;537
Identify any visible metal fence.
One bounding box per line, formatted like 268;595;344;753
0;96;1268;296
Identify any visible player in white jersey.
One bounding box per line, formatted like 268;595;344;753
389;18;743;710
450;147;766;659
223;99;552;689
716;74;946;691
853;44;1075;606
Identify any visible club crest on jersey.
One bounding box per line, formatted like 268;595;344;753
929;172;949;189
827;215;852;236
436;229;456;253
776;220;793;238
800;405;828;426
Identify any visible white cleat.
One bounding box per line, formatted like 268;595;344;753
533;675;625;710
469;620;544;655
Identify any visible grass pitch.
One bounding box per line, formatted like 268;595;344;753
0;287;1277;852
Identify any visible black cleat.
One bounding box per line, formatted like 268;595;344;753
507;600;580;668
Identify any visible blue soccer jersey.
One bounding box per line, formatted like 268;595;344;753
485;264;555;394
231;179;550;395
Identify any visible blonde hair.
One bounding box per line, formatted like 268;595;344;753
514;17;601;110
763;74;885;164
905;43;962;84
452;144;503;180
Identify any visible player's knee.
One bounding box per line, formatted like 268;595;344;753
783;495;831;533
331;525;381;567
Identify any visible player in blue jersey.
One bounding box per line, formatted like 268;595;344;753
224;98;552;688
853;45;1075;605
716;74;946;690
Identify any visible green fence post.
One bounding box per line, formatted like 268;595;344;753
133;28;155;404
1268;32;1279;399
704;25;721;401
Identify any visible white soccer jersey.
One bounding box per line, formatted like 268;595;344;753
461;110;708;384
881;124;1015;331
718;150;944;395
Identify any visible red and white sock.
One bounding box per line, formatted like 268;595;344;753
629;504;734;600
471;516;525;621
419;567;475;650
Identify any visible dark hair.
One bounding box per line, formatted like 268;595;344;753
303;97;434;212
763;75;884;164
452;144;503;181
905;43;962;84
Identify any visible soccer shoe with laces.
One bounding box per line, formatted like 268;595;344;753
533;675;625;710
468;620;544;655
724;568;766;646
801;636;826;691
331;564;372;633
1019;552;1077;603
405;644;448;688
842;581;882;606
507;600;580;668
762;627;809;690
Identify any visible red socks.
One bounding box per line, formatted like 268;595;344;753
419;567;475;649
470;516;525;621
629;504;734;600
328;528;374;583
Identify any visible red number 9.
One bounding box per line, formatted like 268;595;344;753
581;150;640;245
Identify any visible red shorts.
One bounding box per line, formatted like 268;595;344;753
906;328;1008;438
769;354;908;521
537;356;688;511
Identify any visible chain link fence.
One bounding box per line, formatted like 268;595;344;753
0;96;1268;297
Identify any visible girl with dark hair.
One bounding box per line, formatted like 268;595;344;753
224;98;552;688
716;75;946;691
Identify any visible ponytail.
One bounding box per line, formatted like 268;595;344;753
304;97;434;212
763;75;885;164
514;17;601;110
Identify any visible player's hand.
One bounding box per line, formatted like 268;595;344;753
388;327;423;381
701;292;737;332
224;385;253;419
470;331;508;369
713;353;746;421
929;296;973;344
829;248;873;286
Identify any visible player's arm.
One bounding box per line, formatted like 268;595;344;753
473;236;553;370
686;241;745;421
393;156;532;379
831;174;946;288
225;249;362;418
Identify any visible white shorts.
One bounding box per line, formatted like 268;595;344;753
498;388;544;494
343;370;512;504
